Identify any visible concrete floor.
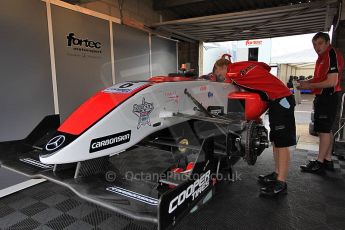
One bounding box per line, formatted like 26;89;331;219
295;94;314;124
294;94;319;151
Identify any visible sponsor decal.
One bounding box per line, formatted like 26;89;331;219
67;33;101;51
168;170;211;214
103;82;148;94
133;98;154;129
200;85;207;91
164;91;179;103
274;125;286;131
207;92;214;98
192;85;208;94
45;135;65;151
210;109;222;115
245;40;262;46
106;186;158;206
19;158;53;169
240;64;255;77
208;106;224;115
90;130;131;153
66;33;102;58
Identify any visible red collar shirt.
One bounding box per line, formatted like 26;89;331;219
312;46;344;95
226;61;292;101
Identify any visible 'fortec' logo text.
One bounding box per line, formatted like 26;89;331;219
67;33;101;49
45;135;66;151
168;170;211;214
90;130;131;153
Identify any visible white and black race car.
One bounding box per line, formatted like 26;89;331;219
0;64;269;229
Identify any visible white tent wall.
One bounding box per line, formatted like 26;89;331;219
202;42;233;75
278;63;315;84
202;39;272;75
235;39;272;63
295;67;315;77
278;64;296;84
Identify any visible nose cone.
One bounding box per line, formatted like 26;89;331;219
45;135;65;151
40;132;77;160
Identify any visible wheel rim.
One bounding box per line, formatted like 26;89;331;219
178;138;189;153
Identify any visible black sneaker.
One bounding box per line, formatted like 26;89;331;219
324;159;335;171
260;180;287;197
258;172;277;185
300;160;325;173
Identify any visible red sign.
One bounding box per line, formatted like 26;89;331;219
245;40;263;46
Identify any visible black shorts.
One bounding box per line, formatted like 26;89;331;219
268;95;296;148
314;92;339;133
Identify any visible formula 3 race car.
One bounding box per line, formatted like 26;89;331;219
0;61;270;229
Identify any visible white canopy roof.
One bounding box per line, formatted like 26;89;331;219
271;48;317;64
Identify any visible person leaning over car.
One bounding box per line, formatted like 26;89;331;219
214;58;296;197
298;32;344;173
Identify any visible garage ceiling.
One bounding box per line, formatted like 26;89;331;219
152;0;340;42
